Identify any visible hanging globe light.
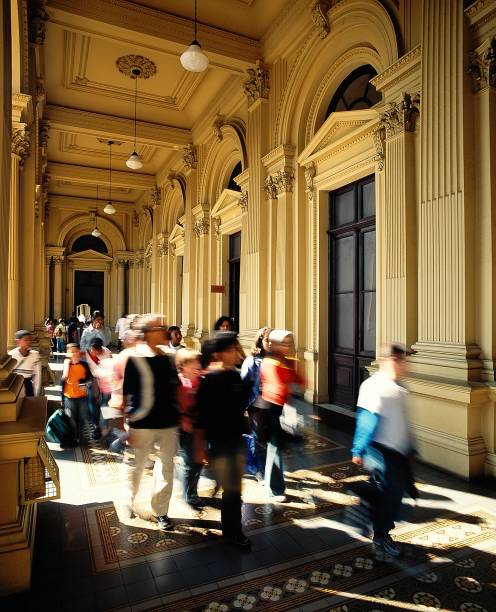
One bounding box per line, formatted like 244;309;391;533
104;201;116;214
180;0;209;73
105;141;117;214
126;68;144;169
91;226;102;237
126;151;143;169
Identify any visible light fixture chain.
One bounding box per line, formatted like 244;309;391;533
194;0;197;41
134;76;138;148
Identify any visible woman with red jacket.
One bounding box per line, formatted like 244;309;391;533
259;329;303;502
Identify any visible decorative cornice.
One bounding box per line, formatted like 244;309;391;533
212;115;224;142
243;60;269;106
465;0;496;32
379;92;420;137
183;144;197;170
29;0;49;45
116;54;157;79
371;45;422;92
311;1;332;39
12;129;31;164
238;191;248;212
467;38;496;91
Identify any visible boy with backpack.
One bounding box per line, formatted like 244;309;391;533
61;343;92;445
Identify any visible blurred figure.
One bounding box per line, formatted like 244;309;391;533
54;318;67;355
80;311;112;351
67;313;79;344
176;348;203;508
115;312;129;352
168;326;185;352
123;314;179;530
351;343;414;558
9;330;42;397
85;337;113;439
260;330;303;503
45;318;55;355
213;316;232;332
241;327;272;481
61;343;92;444
195;332;250;547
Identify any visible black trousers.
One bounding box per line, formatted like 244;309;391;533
210;440;244;537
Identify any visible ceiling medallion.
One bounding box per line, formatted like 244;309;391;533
116;55;157;79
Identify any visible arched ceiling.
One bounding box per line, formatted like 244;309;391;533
44;0;290;208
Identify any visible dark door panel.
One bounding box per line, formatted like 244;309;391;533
74;270;104;315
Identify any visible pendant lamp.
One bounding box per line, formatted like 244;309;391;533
92;186;102;236
104;141;117;214
180;0;209;72
126;68;144;169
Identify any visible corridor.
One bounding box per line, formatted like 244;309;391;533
4;380;496;612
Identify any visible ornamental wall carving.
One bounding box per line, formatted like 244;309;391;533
149;186;161;207
304;164;316;200
243;60;269;106
28;0;49;45
193;216;210;236
212;216;221;240
39;120;50;148
12;129;31;165
312;1;333;39
212;115;224;141
116;55;157;79
238;191;248;212
157;233;169;256
468;38;496;91
379;92;420;138
372;127;386;170
264;169;295;198
183;144;198;170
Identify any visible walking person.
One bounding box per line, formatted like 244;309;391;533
195;332;250;547
115;312;129;352
80;311;112;352
61;343;92;445
123;314;179;530
259;330;303;503
351;343;415;558
240;327;272;481
9;330;42;397
168;326;185;352
176;348;203;508
54;318;67;355
85;337;113;440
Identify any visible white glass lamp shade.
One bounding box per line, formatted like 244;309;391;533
91;227;102;237
180;40;209;72
104;201;116;215
126;151;143;170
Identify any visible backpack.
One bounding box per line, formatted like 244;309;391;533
45;408;77;447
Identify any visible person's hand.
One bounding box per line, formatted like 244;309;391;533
352;456;363;466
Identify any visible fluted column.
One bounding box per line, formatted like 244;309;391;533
53;256;64;320
7;149;21;346
244;61;270;332
45;255;51;317
411;0;480;381
115;258;126;320
181;162;198;341
193;206;210;342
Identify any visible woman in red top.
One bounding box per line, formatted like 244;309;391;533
260;329;304;502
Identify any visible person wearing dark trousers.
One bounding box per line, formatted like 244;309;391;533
9;330;42;397
61;344;92;444
351;343;415;558
195;332;250;548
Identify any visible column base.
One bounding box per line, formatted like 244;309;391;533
409;341;482;381
406;372;490;479
0;503;37;596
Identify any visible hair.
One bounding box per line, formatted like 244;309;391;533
378;343;411;360
211;331;239;354
175;348;201;369
168;325;181;334
92;310;104;320
121;329;137;345
251;327;272;357
137;313;167;333
90;337;104;350
213;316;232;331
66;343;80;350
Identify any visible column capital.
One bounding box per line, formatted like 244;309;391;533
238;191;248;213
12;129;31;165
264;175;278;200
379;92;421;138
265;169;295;198
149;186;161;207
157;232;170;256
193;216;210;237
468;38;496;92
311;1;333;39
243;60;269;107
183;144;197;171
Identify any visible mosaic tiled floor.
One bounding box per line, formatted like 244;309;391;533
86;460;366;570
76;431;340;489
146;510;496;612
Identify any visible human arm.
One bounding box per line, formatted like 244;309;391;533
351;407;379;463
33;353;42;396
103;326;112;346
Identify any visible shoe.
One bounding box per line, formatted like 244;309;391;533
270;495;287;503
186;496;204;509
92;426;102;441
121;504;135;520
255;471;264;482
223;532;251;548
154;515;174;531
373;535;401;558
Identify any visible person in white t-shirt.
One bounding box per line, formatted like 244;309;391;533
115;313;129;351
9;330;42;397
351;343;414;558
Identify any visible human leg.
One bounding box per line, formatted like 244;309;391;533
151;427;177;518
179;430;203;504
212;444;244;539
127;428;154;510
264;406;286;497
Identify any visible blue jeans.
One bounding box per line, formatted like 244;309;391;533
264;404;286;496
179;429;203;501
363;442;409;538
56;337;65;353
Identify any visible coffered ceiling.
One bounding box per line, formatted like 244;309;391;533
44;0;290;208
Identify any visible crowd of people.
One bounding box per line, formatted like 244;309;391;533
9;311;417;557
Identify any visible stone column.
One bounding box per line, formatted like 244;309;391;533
181;150;198;342
128;259;136;313
53;256;64;320
44;255;51;317
243;61;270;333
193;205;210;344
115;258;126;320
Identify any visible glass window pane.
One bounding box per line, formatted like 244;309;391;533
362;292;376;353
335;235;355;292
362;230;376;291
336;293;354;349
361;181;375;218
334;188;355;227
342;73;370;105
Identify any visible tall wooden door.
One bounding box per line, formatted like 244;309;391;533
228;232;241;331
328;176;376;409
74;270;104;315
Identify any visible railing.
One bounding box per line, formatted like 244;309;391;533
21;437;60;504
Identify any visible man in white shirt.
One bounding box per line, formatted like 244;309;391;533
351;343;414;558
167;325;185;352
9;330;42;397
115;313;129;351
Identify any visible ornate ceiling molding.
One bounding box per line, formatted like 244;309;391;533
45;104;191;149
47;0;260;65
116;54;157;79
58;133;155;164
48;161;156;189
183;145;198;171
